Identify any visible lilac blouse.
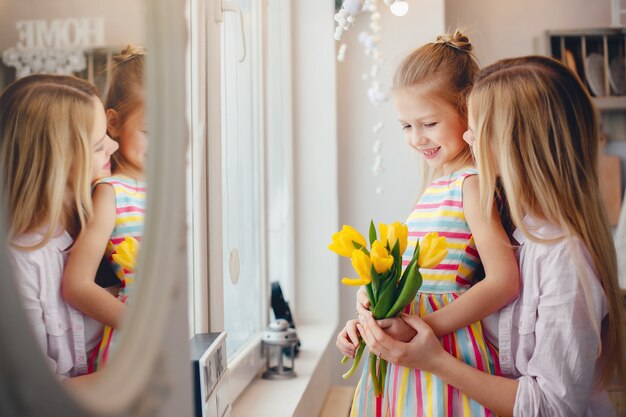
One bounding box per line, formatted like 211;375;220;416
8;230;103;379
495;218;616;416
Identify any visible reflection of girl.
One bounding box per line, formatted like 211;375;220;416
359;56;626;416
62;46;148;371
1;74;118;379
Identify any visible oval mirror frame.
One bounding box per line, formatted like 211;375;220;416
0;0;189;415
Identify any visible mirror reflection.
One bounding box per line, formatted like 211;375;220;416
0;0;146;384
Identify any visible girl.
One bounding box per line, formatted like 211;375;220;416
358;55;626;416
337;31;520;417
62;46;148;371
1;74;118;380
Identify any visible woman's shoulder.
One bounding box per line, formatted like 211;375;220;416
10;229;72;256
516;221;604;296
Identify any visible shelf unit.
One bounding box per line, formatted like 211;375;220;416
548;28;626;110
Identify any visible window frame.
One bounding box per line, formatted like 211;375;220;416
187;0;294;400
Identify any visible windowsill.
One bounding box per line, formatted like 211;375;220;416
231;323;337;417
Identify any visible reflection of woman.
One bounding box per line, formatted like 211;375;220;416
358;56;625;416
1;74;118;380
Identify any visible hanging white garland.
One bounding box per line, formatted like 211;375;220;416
335;0;408;192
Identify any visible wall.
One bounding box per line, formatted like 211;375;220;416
292;1;339;325
445;0;611;66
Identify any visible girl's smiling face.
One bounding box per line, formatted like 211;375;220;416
393;85;468;175
116;108;148;174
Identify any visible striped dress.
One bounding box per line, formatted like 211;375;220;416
88;174;146;371
350;168;500;417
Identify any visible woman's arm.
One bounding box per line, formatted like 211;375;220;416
358;312;518;417
422;175;519;336
62;184;126;328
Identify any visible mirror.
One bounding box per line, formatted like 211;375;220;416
0;0;190;415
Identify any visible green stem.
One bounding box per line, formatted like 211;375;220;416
341;342;366;379
379;359;387;396
369;353;381;397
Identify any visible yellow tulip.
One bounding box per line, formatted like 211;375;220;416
328;225;367;257
379;222;408;255
349;249;372;285
112;236;140;272
341;277;371;286
418;232;448;269
370;241;394;274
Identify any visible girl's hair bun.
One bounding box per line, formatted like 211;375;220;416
113;45;146;65
436;30;472;53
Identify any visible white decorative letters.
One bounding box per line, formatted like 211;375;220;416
3;17;105;78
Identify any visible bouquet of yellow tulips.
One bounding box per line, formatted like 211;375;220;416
329;221;448;397
112;235;139;278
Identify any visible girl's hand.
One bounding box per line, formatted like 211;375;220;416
356;286;371;316
377;317;417;342
336;319;361;358
357;312;446;373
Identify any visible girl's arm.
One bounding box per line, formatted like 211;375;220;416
62;184;126;328
357;313;517;417
421;175;519;336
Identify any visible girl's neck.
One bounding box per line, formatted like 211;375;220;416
442;148;474;177
442;161;474;177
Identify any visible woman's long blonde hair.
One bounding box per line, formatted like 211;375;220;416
0;74;98;249
470;55;625;386
105;45;145;173
393;30;479;187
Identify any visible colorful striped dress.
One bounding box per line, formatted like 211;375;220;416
88;174;146;371
350;168;500;417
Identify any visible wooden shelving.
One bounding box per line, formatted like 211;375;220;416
548;28;626;110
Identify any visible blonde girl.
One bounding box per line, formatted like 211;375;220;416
359;55;625;416
62;46;147;371
1;74;118;380
337;31;519;417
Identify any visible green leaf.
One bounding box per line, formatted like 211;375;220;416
372;279;396;319
369;220;377;246
412;238;420;262
385;266;422;318
365;283;375;307
352;242;370;256
392;240;402;281
370;265;380;299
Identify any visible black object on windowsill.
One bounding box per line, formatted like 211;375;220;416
270;281;301;357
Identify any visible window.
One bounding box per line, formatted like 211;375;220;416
187;0;293;399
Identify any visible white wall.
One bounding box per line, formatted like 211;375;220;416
445;0;611;66
292;1;339;326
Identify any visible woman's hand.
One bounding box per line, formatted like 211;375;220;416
357;312;446;372
336;319;361;358
377;317;417;342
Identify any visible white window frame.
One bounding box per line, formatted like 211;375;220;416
187;0;294;401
